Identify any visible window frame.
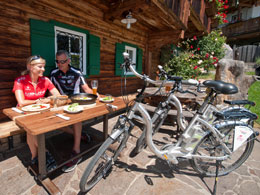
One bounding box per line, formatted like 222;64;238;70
125;45;137;75
54;26;87;75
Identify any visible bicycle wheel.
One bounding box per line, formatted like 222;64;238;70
80;131;130;192
190;125;255;177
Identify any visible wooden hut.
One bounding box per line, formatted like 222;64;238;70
0;0;215;121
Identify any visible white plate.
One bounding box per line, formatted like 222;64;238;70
21;104;50;112
63;105;83;114
100;97;114;103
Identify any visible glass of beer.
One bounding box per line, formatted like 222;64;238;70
165;83;171;93
91;80;98;95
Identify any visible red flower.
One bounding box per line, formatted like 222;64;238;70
213;56;217;60
224;5;229;9
190;45;193;49
197;48;200;51
194;66;198;70
223;19;229;23
193;36;197;40
205;53;209;58
225;0;228;3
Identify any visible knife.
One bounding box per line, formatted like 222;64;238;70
55;114;70;120
12;107;25;114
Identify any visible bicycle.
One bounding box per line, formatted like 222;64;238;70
133;66;257;155
79;52;259;192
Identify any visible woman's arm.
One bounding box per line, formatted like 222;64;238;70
14;90;37;107
49;87;61;96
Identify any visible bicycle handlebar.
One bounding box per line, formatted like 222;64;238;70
122;52;200;89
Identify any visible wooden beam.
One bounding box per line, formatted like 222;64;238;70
104;0;150;21
151;0;187;30
189;7;207;32
148;30;182;50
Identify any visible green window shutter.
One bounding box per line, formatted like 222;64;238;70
137;47;143;74
30;19;55;76
115;42;125;76
88;34;100;75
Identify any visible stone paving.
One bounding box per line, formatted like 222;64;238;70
0;116;260;195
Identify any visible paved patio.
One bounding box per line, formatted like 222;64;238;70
0;116;260;195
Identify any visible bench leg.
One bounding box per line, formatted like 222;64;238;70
8;136;14;150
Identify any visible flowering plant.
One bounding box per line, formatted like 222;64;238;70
162;30;226;79
209;0;229;24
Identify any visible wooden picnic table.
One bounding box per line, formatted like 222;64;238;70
142;86;206;108
3;96;132;194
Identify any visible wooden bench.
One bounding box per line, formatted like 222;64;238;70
0;121;25;150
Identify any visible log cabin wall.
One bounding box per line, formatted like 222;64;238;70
0;0;216;121
0;0;149;121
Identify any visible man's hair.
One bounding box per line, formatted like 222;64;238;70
56;50;70;59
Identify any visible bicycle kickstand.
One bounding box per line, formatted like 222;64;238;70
212;160;221;195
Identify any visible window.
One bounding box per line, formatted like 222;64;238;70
55;26;87;75
125;45;136;75
231;13;242;23
115;42;143;77
30;18;100;77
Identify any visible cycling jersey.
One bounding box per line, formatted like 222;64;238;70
50;65;86;95
12;74;55;100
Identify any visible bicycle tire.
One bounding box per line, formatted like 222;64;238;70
80;131;130;192
190;125;255;177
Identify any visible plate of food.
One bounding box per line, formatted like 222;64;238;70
64;103;83;114
21;104;50;112
100;96;114;103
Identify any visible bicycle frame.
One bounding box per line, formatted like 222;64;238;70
119;55;256;165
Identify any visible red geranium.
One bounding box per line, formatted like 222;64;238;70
197;48;200;51
194;66;198;70
193;36;197;40
190;45;193;49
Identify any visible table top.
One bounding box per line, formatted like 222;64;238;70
3;96;131;136
141;87;206;101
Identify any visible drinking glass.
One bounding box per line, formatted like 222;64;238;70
91;80;98;95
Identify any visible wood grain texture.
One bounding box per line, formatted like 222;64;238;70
0;0;214;120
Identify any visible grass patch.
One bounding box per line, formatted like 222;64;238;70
246;71;255;76
248;81;260;124
198;72;215;80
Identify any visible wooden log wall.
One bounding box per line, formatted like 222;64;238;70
0;0;162;121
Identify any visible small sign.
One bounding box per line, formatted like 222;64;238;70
233;126;253;151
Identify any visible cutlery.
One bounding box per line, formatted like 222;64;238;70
12;107;25;114
55;114;70;120
106;104;118;109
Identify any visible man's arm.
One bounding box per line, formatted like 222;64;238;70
82;83;100;98
81;84;93;94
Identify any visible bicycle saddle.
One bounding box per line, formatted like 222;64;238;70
203;80;238;94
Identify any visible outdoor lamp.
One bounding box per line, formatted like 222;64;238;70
121;12;137;29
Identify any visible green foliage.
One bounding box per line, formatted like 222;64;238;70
164;52;200;79
162;30;226;79
256;57;260;65
248;82;260;124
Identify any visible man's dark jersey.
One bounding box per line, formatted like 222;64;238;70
50;65;86;95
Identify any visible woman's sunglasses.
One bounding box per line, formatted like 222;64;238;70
55;59;68;64
30;55;41;62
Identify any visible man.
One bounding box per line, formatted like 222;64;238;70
50;50;94;172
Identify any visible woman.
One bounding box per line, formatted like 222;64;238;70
13;55;60;171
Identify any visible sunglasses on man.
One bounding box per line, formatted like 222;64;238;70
55;59;68;64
